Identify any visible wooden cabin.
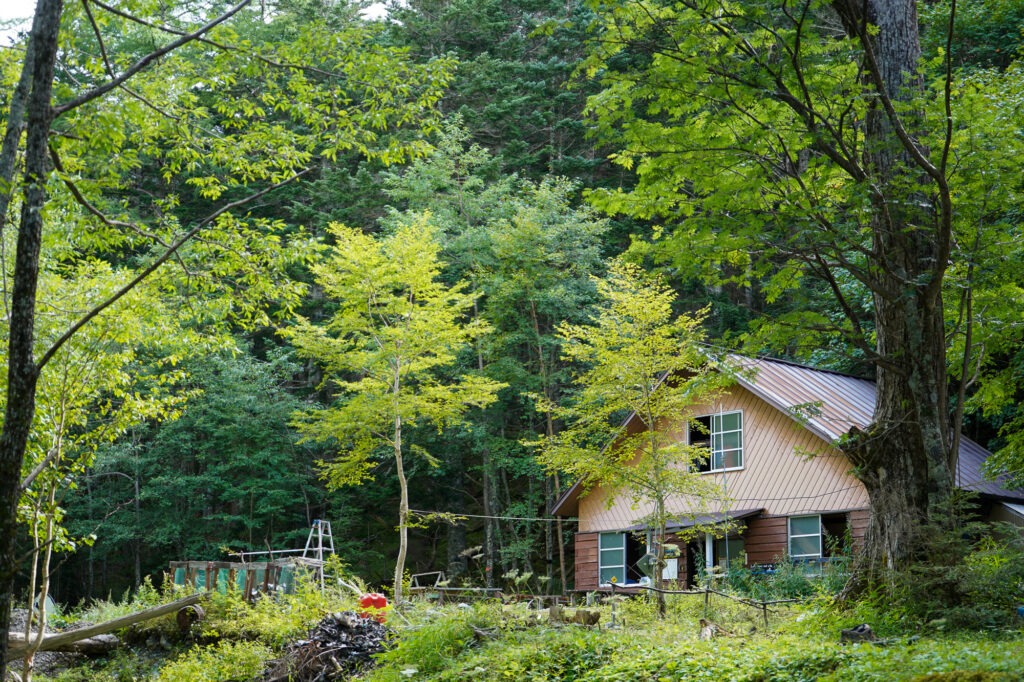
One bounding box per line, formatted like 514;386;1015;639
551;356;1024;591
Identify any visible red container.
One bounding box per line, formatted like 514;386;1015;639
358;593;388;622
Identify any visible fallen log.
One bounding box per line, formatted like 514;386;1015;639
6;632;118;655
7;592;207;657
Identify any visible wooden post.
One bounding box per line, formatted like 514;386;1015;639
704;584;710;618
610;583;616;627
762;601;769;630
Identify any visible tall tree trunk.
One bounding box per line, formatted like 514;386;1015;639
529;300;567;594
833;0;954;591
0;2;64;677
655;499;667;619
482;453;496;588
393;412;409;605
134;474;142;592
543;476;553;591
552;471;566;594
471;298;497;588
445;448;468;578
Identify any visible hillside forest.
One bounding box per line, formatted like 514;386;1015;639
1;0;1024;675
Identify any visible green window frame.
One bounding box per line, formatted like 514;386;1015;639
788;514;822;559
598;532;626;585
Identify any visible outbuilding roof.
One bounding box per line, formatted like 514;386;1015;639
551;355;1024;517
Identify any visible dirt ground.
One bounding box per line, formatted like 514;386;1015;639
6;608;83;679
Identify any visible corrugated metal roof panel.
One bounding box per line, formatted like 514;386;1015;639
731;355;1023;502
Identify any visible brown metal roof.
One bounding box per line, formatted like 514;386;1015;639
551;355;1024;517
728;355;1021;501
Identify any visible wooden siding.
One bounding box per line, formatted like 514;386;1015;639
577;384;869;532
744;516;788;564
850;508;870;549
575;532;599;591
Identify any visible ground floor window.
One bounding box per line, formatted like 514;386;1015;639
598;532;648;585
788;514;822;559
599;533;626;585
712;536;745;569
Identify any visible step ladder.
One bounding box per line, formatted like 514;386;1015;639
302;520;335;590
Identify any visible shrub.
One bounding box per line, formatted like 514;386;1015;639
154;640;272;681
876;513;1024;630
199;567;355;647
367;603;500;680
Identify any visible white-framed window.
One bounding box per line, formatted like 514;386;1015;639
690;410;744;472
599;532;626;585
788;514;822;559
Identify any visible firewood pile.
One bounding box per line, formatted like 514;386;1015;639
264;612;389;682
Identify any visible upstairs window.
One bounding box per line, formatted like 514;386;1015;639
690;411;744;472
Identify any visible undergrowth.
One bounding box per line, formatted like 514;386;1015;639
35;565;360;682
365;598;1024;682
32;545;1024;682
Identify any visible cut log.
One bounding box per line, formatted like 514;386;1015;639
176;604;205;632
840;623;878;644
7;592;207;657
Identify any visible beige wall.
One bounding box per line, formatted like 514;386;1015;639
577;384;869;532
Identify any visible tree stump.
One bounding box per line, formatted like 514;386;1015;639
698;618;733;640
840;623;878;644
572;609;600;626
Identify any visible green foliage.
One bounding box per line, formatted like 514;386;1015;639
286;214;503;599
376;121;609;578
198;575;353;648
912;673;1020;682
363;601;1024;682
154;640;272;682
533;261;728;562
920;0;1024;71
287;215;504;487
723;557;851;602
60;346;331;597
385;0;606;182
875;518;1024;630
369;603;500;680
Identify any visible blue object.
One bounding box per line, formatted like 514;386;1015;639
1017;606;1024;618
